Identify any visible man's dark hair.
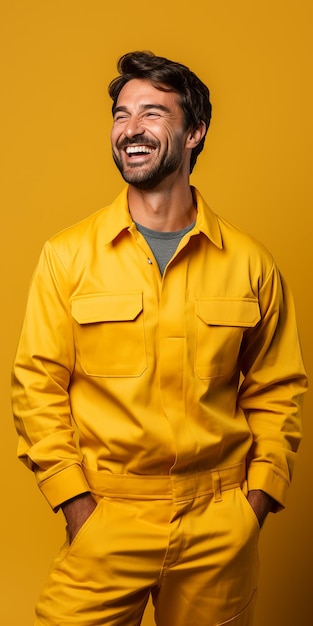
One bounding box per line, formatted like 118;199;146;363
108;51;212;173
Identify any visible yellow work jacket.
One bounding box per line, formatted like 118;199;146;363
12;187;307;510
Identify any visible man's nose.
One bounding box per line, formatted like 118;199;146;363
124;115;145;138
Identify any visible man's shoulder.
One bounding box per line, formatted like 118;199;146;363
48;188;129;251
197;189;273;264
217;213;271;256
49;205;108;245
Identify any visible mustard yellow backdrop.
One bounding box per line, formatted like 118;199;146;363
1;1;312;625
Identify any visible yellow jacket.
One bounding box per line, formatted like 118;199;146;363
12;187;307;510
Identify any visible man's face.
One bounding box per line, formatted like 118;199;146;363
110;79;190;189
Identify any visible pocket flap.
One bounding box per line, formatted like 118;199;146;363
196;298;260;327
71;292;143;324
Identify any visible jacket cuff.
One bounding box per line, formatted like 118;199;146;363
38;464;90;511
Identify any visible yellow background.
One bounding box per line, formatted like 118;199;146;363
1;1;312;624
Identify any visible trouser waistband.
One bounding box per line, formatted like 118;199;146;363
83;462;246;502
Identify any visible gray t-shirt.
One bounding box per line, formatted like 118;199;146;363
135;221;195;275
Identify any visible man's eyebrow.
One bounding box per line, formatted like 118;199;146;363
113;104;171;115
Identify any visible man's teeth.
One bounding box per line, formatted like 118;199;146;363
125;146;154;155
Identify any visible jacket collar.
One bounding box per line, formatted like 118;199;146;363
191;187;223;249
103;185;223;249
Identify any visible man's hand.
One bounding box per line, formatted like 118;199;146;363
61;492;97;544
247;489;275;528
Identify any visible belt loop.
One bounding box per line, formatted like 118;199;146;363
212;471;222;502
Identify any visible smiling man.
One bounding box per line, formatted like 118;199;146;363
111;79;202;194
12;51;307;626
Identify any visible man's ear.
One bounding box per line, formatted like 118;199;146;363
185;121;206;148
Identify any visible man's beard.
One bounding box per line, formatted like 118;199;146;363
112;133;186;191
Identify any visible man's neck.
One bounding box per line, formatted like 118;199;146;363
127;179;197;232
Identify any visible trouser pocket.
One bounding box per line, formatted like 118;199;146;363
35;495;170;625
153;486;260;626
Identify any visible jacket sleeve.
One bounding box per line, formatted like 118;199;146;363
11;241;90;510
238;261;308;509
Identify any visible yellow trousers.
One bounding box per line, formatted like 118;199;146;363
35;463;259;626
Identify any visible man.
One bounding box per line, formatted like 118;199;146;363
12;51;307;626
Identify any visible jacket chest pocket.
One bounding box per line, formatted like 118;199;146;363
71;292;147;377
195;298;260;379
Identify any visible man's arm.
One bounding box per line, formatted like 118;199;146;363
12;241;90;510
239;263;307;509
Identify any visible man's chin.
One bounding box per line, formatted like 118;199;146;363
123;177;160;191
119;168;162;190
113;155;178;190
